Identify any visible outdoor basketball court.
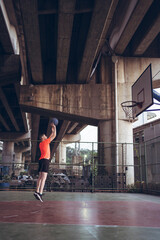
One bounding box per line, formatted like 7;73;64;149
1;191;160;240
1;63;160;240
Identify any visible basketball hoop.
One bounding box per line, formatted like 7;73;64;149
121;101;142;121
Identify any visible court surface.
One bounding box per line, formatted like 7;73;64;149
0;191;160;240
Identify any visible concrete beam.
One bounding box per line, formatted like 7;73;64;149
0;55;21;85
38;8;92;15
20;84;114;124
0;87;20;131
0;2;14;54
113;56;160;89
56;0;75;83
77;0;117;83
14;145;30;154
63;133;80;143
0;114;10;131
134;13;160;55
0;0;19;54
0;131;30;141
67;122;79;134
20;0;43;83
66;122;87;134
72;124;87;134
153;79;160;89
51;120;71;154
115;0;153;55
4;0;30;84
14;83;29;133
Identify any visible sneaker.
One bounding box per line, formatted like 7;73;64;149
37;193;43;202
34;192;40;200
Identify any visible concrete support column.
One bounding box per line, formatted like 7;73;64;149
15;152;22;164
97;56;134;186
57;134;81;169
54;147;60;171
97;56;116;178
22;154;25;171
116;57;136;185
58;142;66;169
98;121;116;176
14;152;24;175
2;141;14;175
23;153;31;171
14;145;31;175
22;154;25;165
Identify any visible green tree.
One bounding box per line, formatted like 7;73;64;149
66;146;75;163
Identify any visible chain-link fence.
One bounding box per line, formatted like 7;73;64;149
0;139;160;194
134;136;160;194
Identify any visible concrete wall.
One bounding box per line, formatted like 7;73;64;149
115;57;160;184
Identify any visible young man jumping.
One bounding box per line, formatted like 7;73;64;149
34;123;56;202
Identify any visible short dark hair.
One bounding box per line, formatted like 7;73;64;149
39;133;45;140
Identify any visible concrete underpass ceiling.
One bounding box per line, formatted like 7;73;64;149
0;0;160;161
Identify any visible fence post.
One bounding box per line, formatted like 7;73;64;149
91;142;95;193
122;143;125;190
139;143;142;182
144;142;148;185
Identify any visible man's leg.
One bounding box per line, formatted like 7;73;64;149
34;172;43;200
36;172;42;193
34;172;47;202
39;172;48;194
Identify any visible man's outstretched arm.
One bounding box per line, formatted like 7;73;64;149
49;124;56;141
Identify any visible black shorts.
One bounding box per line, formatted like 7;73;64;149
38;159;49;173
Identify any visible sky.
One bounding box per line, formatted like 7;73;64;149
65;125;97;151
80;125;97;143
79;125;98;150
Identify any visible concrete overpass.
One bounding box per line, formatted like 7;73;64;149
1;0;160;183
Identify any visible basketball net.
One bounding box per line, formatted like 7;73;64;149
121;101;137;122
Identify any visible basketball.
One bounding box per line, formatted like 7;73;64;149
50;118;59;126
